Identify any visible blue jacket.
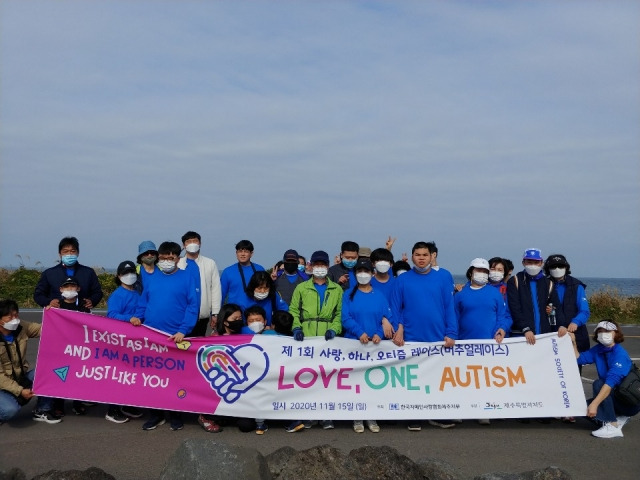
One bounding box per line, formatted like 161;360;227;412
578;343;632;389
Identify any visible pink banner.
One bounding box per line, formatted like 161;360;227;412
34;308;258;414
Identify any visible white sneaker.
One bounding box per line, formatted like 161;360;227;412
353;420;364;433
366;420;380;433
591;422;623;438
616;416;630;429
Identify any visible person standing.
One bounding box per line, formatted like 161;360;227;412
178;231;222;337
34;236;103;310
291;250;343;430
389;241;458;431
544;254;590;353
507;248;560;344
328;241;359;291
274;249;309;305
134;241;198;431
220;240;265;305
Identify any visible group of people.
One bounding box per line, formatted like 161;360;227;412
1;234;638;439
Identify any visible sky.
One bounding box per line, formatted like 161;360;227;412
0;0;638;278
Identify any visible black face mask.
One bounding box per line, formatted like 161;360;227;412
225;320;244;334
283;262;298;274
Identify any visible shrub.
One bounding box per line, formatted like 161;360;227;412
588;288;640;324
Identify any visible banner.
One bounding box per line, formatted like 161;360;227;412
34;308;587;419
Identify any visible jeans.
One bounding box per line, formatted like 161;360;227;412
590;378;640;423
0;370;52;422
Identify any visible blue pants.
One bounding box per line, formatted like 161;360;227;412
590;378;640;423
0;370;53;422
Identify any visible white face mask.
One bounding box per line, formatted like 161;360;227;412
254;291;269;301
550;267;566;279
2;318;20;331
375;261;391;274
158;260;177;273
120;273;137;286
185;243;200;254
597;332;614;346
524;264;542;276
356;272;372;285
312;266;328;278
472;272;489;286
61;290;79;299
247;322;265;333
489;271;504;283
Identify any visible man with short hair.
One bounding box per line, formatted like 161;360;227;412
275;249;309;305
178;231;221;336
328;241;359;291
291;250;343;430
390;241;458;431
34;236;103;310
507;248;556;345
220;240;265;305
134;241;198;431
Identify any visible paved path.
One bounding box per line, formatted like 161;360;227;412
2;312;638;480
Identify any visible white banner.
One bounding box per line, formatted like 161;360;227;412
212;332;586;420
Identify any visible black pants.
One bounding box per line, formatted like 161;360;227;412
189;317;209;337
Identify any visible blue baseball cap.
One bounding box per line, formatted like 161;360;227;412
310;250;330;265
522;248;543;261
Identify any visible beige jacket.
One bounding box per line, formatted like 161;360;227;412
1;321;41;396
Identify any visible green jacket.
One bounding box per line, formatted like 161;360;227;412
290;278;343;337
1;321;40;397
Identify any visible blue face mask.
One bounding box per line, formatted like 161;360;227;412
297;264;305;272
61;255;78;266
342;258;357;269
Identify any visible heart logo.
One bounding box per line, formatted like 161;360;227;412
197;344;269;404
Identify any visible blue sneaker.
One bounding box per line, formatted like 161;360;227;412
256;422;268;435
285;421;304;433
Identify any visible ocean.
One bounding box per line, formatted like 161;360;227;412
451;276;639;297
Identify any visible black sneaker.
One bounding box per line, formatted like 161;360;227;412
120;406;144;418
33;410;62;424
142;415;166;430
72;401;87;416
169;413;184;431
105;409;130;424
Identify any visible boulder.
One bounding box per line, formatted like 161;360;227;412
416;457;463;480
345;446;424;480
0;468;27;480
30;468;115;480
276;445;347;480
265;446;297;478
159;439;271;480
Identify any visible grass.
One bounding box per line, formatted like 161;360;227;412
1;267;639;323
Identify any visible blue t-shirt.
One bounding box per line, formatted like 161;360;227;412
454;284;510;340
